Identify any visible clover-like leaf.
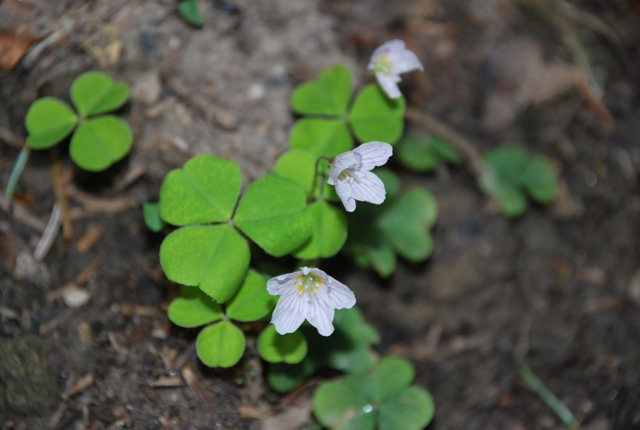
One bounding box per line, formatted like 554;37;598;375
178;0;204;27
160;155;242;226
71;71;129;117
142;202;165;232
273;149;316;195
234;174;312;257
364;356;415;403
291;63;352;115
226;270;276;322
290;118;353;158
168;285;223;328
374;168;401;200
396;135;461;172
378;188;437;262
258;325;308;364
431;135;463;164
69;116;132;171
378;387;435;430
267;358;316;394
294;201;347;259
313;379;375;430
349;84;405;144
196;321;245;368
25;97;78;149
520;155;558;204
160;224;250;303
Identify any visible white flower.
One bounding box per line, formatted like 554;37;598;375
327;141;393;212
267;267;356;336
369;39;424;99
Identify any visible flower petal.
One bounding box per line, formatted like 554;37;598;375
328;151;356;185
306;295;336;336
267;272;299;295
326;278;356;309
376;73;402;99
354;141;393;171
370;39;406;64
350;170;386;205
388;49;424;74
335;180;356;212
271;290;308;335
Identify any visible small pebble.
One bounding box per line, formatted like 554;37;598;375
139;33;157;50
62;287;90;308
78;320;93;346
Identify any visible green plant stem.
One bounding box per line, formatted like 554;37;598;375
519;364;579;429
5;146;30;203
310;156;330;201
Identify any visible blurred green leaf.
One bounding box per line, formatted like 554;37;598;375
267;358;316;393
160;155;242;226
378;387;435;430
258;325;308;364
290;118;353;158
196;321;244;367
313;379;374;430
520;155;558;204
178;0;204;27
159;224;249;303
226;270;276;322
234;174;312;257
291;63;352;115
396;136;461;172
25;97;78;149
71;71;129;117
142;202;165;232
349;84;405;144
168;285;223;328
69;116;132;171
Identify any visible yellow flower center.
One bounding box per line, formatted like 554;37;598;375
296;272;323;294
373;55;393;75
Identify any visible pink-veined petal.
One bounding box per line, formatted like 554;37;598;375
328;151;356;185
354;141;393;171
350;171;386;205
376;73;402;99
271;291;308;335
325;279;356;309
266;272;300;295
306;295;336;336
335;180;356;212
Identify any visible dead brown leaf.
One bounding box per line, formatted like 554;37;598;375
0;24;44;70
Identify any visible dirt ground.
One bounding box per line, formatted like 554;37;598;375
1;0;640;429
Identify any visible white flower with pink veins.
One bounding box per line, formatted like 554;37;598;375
267;267;356;336
328;141;393;212
369;39;424;99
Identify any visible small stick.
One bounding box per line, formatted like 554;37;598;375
0;126;25;149
404;108;485;175
23;17;74;68
34;203;62;261
51;155;73;240
0;194;46;232
519;364;579;429
181;364;213;411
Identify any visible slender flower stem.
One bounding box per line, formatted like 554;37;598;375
50;151;73;241
5;146;30;203
310;156;331;201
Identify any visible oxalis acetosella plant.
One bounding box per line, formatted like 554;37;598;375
151;40;435;430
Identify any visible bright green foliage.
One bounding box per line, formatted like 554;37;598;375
24;71;132;171
349;84;405;144
266;307;380;393
142;202;165;232
234;174;313;257
290;64;406;149
168;285;223;328
196;321;245;368
478;145;558;217
258;325;308;364
226;270;275;322
159;155;242;226
294;201;347;259
273;149;337;201
396;135;462;172
290;119;353;158
160;225;250;303
313;357;435;430
345;170;438;277
178;0;204;26
70;116;132;171
291;64;352;115
25;98;78;149
71;72;129;117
